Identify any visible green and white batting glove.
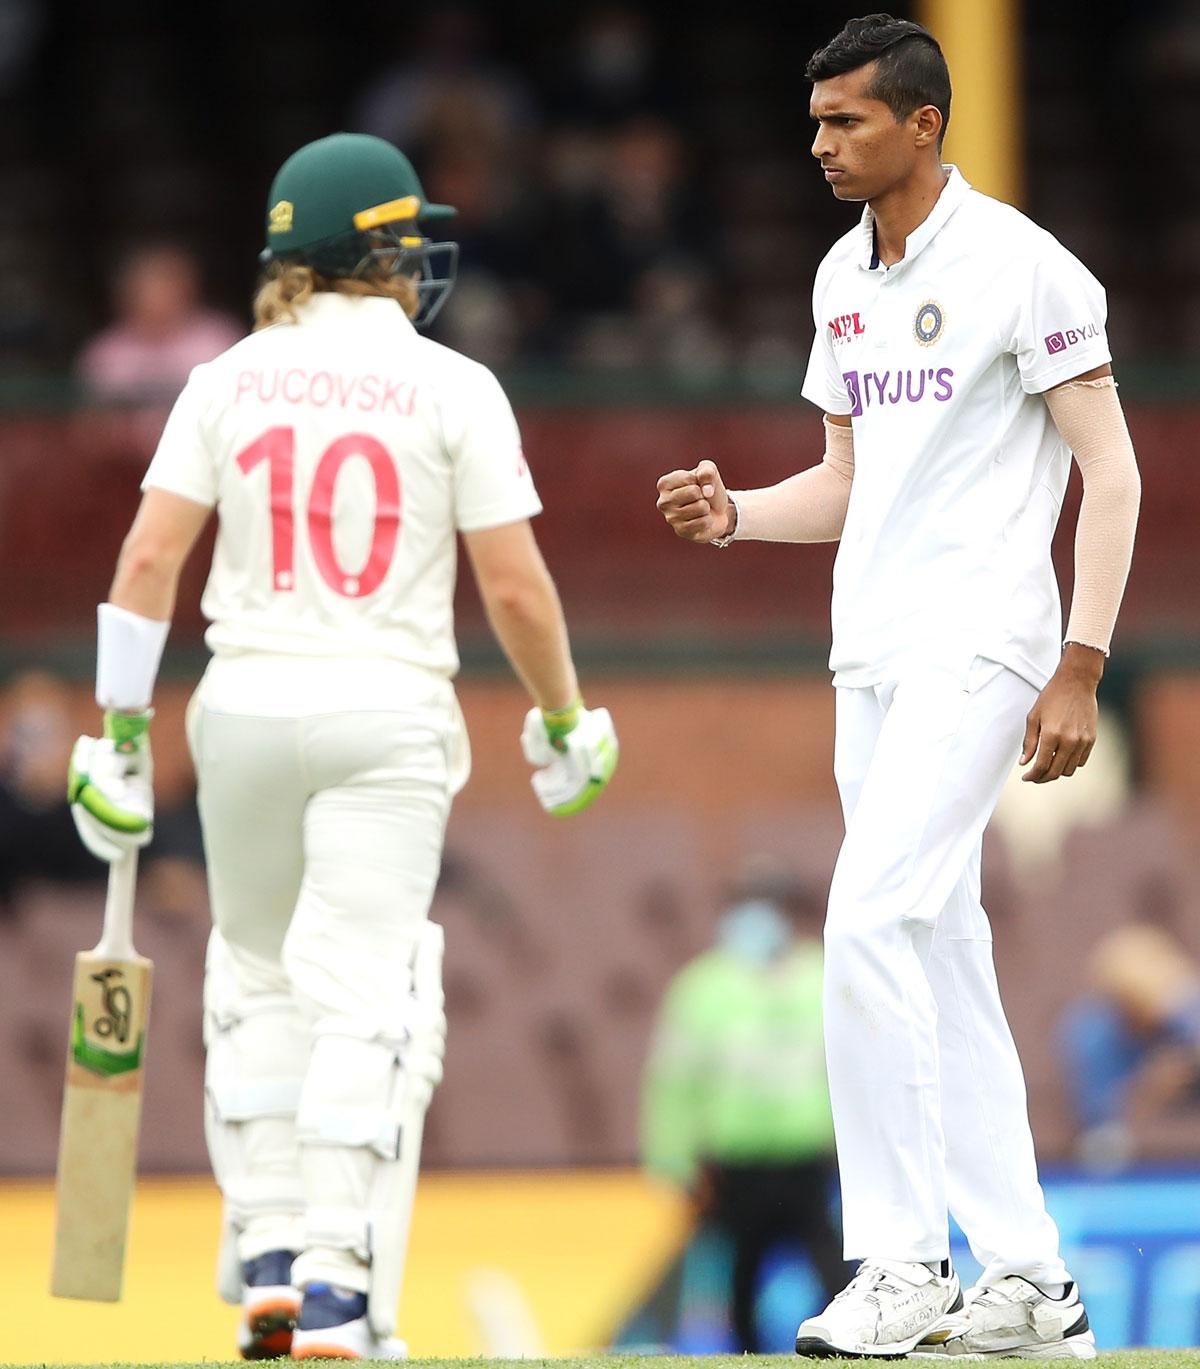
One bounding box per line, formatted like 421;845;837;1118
67;710;155;863
520;698;618;816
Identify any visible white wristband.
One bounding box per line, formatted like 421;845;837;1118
96;602;170;710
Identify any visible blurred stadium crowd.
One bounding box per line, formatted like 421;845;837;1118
1;0;1199;389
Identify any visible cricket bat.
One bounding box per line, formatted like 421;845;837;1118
50;851;152;1301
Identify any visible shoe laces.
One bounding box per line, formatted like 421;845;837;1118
835;1260;910;1307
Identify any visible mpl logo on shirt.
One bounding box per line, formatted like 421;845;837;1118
1044;321;1100;354
827;312;866;347
842;367;954;418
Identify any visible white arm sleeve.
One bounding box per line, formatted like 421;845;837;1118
1044;376;1141;654
96;602;170;710
732;419;855;543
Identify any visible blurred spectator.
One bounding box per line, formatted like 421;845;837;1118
641;864;842;1352
0;672;97;910
1060;923;1200;1169
545;6;673;126
352;7;538;169
76;243;242;404
0;0;41;95
541;116;701;317
0;669;209;920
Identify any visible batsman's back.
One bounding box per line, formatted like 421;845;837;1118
142;291;540;683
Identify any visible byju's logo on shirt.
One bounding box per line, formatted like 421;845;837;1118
842;367;954;418
1044;322;1099;355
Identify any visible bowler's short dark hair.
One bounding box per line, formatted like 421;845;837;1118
806;13;951;145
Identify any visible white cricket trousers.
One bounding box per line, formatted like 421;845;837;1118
825;657;1068;1288
189;692;456;1287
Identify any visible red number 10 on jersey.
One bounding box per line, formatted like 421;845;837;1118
236;426;401;598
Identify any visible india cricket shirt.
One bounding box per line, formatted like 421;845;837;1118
802;167;1111;689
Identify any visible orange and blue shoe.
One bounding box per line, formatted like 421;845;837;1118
291;1283;408;1360
237;1249;300;1361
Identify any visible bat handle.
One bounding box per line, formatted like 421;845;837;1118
96;851;140;960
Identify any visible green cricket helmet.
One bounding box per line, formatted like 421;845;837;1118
261;132;459;327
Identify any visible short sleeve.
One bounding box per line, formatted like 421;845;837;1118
448;365;543;532
141;367;219;506
801;277;854;415
1004;247;1111;394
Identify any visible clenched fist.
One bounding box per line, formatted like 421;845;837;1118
656;460;733;543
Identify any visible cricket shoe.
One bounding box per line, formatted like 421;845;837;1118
290;1283;408;1360
917;1276;1095;1359
238;1249;300;1360
795;1258;968;1359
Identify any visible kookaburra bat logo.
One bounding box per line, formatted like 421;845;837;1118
90;969;131;1044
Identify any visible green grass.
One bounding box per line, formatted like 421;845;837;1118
6;1355;1198;1369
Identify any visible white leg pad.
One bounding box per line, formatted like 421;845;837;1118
205;989;309;1302
292;922;445;1337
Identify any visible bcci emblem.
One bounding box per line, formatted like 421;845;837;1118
914;300;945;346
268;200;294;235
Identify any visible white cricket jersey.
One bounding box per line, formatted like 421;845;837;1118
802;167;1111;690
142;292;541;711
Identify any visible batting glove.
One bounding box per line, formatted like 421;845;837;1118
68;710;155;863
521;698;618;816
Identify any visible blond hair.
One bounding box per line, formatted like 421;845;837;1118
253;262;420;330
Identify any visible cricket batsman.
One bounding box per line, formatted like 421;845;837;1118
656;15;1139;1360
66;132;617;1360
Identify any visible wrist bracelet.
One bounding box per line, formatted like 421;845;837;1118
710;493;739;549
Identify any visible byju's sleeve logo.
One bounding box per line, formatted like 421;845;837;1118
1044;321;1099;355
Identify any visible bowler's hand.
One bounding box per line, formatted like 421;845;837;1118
656;460;731;542
1020;645;1103;783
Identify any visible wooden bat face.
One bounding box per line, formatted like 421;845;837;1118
50;950;153;1302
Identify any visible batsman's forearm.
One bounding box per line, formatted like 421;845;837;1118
481;575;579;711
109;538;182;622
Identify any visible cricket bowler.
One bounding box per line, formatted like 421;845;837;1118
67;132;617;1360
656;15;1139;1360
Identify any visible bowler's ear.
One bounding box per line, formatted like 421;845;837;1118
913;104;943;150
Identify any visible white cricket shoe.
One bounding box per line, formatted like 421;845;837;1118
920;1276;1096;1359
795;1258;968;1359
290;1283;408;1361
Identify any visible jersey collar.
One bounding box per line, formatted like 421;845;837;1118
293;291;417;332
857;164;971;273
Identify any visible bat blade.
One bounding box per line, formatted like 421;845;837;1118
50;946;153;1301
